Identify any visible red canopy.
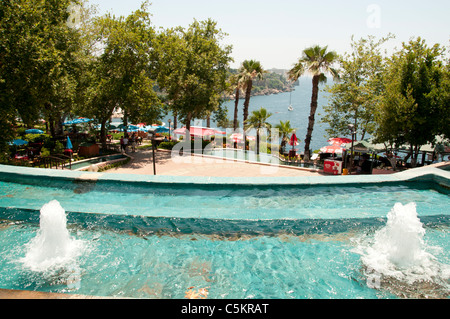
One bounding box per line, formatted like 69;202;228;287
173;126;221;137
328;137;352;146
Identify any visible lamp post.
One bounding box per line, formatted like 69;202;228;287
347;124;356;174
148;128;157;175
168;119;172;141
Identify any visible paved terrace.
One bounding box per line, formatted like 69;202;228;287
108;148;326;177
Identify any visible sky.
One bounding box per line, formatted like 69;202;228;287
87;0;449;69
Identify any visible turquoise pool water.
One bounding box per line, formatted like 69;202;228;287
0;174;449;299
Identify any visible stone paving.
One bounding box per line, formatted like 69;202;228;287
107;148;325;177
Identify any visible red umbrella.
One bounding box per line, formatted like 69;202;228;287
320;144;345;154
328;137;352;146
289;134;299;146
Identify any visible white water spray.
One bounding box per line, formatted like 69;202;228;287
356;202;449;288
21;200;86;273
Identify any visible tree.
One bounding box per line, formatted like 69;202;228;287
239;60;266;135
375;37;448;167
0;0;84;149
228;73;245;132
82;3;162;148
155;19;232;141
288;45;339;160
275;120;296;154
322;35;394;141
245;107;272;154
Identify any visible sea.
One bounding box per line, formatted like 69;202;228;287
159;77;333;153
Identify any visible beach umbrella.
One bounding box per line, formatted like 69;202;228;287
25;129;44;134
320;144;345;154
9;139;28;146
289;134;299;147
155;126;170;133
66;136;73;150
63;117;93;125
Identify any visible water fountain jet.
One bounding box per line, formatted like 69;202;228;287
20;200;86;273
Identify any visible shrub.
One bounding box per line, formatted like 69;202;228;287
159;141;179;150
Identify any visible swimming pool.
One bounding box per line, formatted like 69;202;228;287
0;165;448;299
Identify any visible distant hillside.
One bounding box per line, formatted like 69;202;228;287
225;69;297;99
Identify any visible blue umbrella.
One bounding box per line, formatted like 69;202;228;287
155;126;170;133
63;117;93;125
66;136;73;150
9;139;29;146
25;129;44;134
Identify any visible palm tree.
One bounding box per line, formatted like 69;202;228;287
228;73;244;132
239;60;267;136
275;120;296;154
288;45;339;160
245;107;272;154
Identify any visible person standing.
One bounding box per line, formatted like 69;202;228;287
120;136;125;152
123;135;129;153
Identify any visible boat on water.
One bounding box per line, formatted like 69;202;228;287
288;91;294;111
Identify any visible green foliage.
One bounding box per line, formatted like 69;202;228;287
275;120;296;153
375;37;448;166
158;141;179;150
54;141;65;154
251;72;292;93
0;0;84;150
322;34;394;140
245;107;272;154
40;147;51;158
154;19;232;138
24;134;51;144
81;3;162;146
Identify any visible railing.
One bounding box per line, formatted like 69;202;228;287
38;154;72;170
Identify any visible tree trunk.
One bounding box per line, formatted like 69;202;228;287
410;144;419;168
185;112;192;141
100;119;108;150
233;87;240;131
256;130;260;155
304;75;320;160
243;80;253;143
123;111;128;136
243;80;252;126
48;116;56;138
